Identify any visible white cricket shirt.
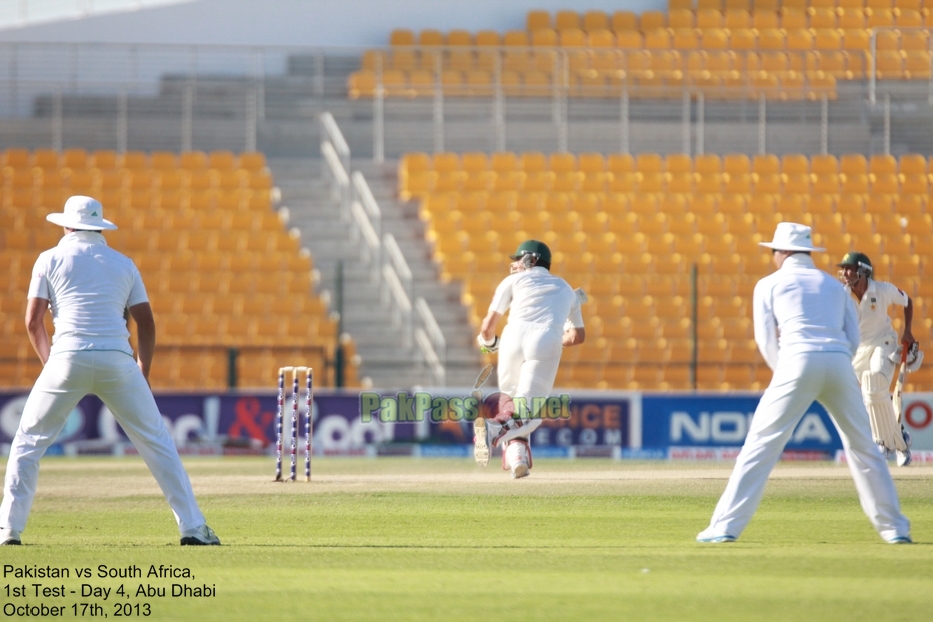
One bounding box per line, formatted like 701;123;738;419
753;254;859;370
490;267;583;328
28;231;149;356
846;279;907;344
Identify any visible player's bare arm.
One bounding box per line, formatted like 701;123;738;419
562;326;585;347
129;302;156;381
25;297;51;365
478;310;502;353
479;310;501;343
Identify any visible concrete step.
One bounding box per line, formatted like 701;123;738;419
268;154;480;389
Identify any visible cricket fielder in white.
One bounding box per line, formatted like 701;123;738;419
697;223;911;544
473;240;585;478
0;196;220;546
837;251;920;467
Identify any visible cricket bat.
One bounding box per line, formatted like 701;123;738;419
892;342;909;424
471;364;494;404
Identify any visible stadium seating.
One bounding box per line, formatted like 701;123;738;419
0;149;360;390
404;150;932;391
348;3;933;100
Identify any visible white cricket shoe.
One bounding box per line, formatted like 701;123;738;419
0;528;21;545
180;524;221;546
505;441;530;479
473;417;490;467
696;527;736;543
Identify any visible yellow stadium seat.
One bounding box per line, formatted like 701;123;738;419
782;8;809;30
870;154;898;176
581;10;609;32
867;8;895;28
527;9;552;31
390;29;415;46
700;9;727;29
808;8;836;29
723;9;750;29
644;29;672;49
640;11;667;31
670;9;696;29
611;10;638;33
839;154;868;177
901;30;929;52
554;9;581;31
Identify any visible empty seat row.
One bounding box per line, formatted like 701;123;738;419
384;26;904;52
401;150;933;176
0;149;267;172
0;150;351;391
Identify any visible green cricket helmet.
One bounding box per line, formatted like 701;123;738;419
837;251;873;277
509;239;552;266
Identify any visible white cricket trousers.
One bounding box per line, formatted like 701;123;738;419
852;332;898;383
0;350;206;534
497;321;563;403
706;351;910;541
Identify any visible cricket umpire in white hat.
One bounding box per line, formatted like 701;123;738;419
0;196;220;546
697;223;910;544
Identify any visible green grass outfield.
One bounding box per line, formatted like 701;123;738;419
1;457;931;621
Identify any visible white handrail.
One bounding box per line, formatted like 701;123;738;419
352;171;381;221
414;328;445;387
382;263;412;348
415;297;446;375
383;233;412;281
320;111;350;171
321;140;350;218
349;200;381;278
383;233;413;318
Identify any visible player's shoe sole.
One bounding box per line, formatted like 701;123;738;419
473;417;489;467
887;535;913;544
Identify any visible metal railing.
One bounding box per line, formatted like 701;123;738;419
352;171;382;241
415;297;446;387
3;40;933;157
868;26;933;105
318;111;449;379
321;140;350;215
321;111;350;172
381;261;413;348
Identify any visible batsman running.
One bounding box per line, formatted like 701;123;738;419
837;251;922;467
473;240;585;478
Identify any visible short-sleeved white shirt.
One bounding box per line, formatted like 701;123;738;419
847;279;908;344
28;231;148;356
490;267;583;329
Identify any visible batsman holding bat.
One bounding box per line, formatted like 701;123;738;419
837;252;923;467
473;240;585;478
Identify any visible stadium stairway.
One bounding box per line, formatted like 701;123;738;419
268;156;483;389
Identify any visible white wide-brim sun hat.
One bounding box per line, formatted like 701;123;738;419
46;195;117;231
758;222;824;252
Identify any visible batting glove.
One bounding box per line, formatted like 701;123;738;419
477;334;500;353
